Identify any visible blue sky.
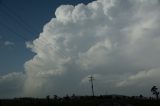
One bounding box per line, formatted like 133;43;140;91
0;0;94;75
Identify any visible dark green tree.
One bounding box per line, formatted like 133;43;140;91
151;86;159;100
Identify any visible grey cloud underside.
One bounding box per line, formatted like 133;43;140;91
0;72;25;98
1;0;160;97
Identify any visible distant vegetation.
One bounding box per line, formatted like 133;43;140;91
151;86;159;100
0;95;160;106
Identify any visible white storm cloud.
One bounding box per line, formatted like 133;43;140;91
23;0;160;97
1;0;160;97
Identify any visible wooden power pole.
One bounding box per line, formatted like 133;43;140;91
89;75;95;97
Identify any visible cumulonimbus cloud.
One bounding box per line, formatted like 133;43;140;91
1;0;160;97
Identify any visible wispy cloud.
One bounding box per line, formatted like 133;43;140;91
0;36;15;47
4;41;15;46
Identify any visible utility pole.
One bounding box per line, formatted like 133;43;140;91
89;75;95;97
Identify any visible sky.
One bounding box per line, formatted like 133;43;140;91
0;0;94;75
0;0;160;98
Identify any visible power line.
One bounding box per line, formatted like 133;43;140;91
0;18;66;58
0;1;67;58
0;19;66;58
0;2;37;37
4;3;39;33
0;20;28;41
